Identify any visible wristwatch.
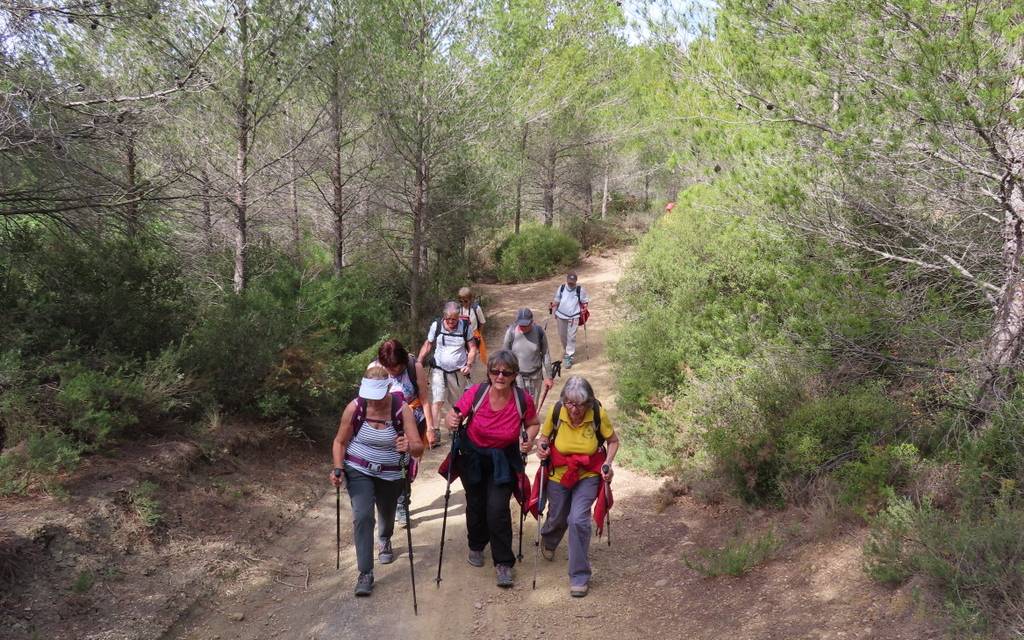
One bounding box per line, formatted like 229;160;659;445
333;467;343;477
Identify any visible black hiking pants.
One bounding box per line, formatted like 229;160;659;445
464;458;516;567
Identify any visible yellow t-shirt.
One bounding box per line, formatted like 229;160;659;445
540;404;615;483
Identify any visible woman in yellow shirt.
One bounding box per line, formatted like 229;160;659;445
536;376;619;597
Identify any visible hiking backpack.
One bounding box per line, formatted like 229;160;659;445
548;400;605;449
351;393;404;438
430;316;471;347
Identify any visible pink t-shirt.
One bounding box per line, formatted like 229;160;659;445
456;384;537;449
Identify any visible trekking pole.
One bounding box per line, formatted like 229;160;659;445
532;445;550;590
602;464;612;547
436;409;463;587
402;453;418;614
583;321;590;361
517;428;528;562
333;468;342;570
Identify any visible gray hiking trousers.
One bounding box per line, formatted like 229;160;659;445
540;475;601;587
346;468;403;573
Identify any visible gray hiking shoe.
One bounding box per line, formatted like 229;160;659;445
564;355;573;370
495;564;513;588
395;503;409;528
570;583;589;598
378;539;394;565
467;548;485;567
541;545;555;561
354;571;374;596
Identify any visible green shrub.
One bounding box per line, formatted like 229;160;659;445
685;529;782;577
608;182;891;413
58;368;144;447
837;443;919;516
71;570;95;594
0;230;192;360
494;225;580;283
864;490;1024;636
694;353;813;504
128;480;163;529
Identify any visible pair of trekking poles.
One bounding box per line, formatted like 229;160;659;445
335;455;419;615
433;407;551;591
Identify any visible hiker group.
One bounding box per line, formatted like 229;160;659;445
330;271;616;610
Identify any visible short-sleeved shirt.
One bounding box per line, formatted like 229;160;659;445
503;325;551;377
459;304;486;334
540;404;614;483
369;359;425;424
552;284;590;320
427;319;471;371
456;383;537;450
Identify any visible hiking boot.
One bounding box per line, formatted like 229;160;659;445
570;583;589;598
541;545;555;561
467;548;485;568
495;564;513;588
354;572;374;596
378;539;394;565
564;355;573;370
395;503;409;528
429;428;442;449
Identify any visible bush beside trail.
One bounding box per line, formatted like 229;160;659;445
612;178;1024;636
0;230;395;494
494;225;580;283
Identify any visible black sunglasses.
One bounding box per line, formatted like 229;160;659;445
489;369;515;378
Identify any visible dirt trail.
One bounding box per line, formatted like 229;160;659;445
163;250;943;640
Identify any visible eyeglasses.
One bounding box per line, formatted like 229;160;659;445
489;369;515;378
564;401;590;410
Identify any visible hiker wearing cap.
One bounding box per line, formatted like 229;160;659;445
331;366;424;597
418;301;478;448
550;272;590;370
445;350;540;588
502;308;554;403
458;286;488;366
536;376;618;598
370;339;433;528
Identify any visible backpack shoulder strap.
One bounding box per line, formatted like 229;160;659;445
351;397;368;437
549;401;563;443
576;286;581;302
466;383;490;426
593;400;604;447
407;354;420;397
512;386;525;419
557;284;564;301
473;303;483;325
390;393;404;428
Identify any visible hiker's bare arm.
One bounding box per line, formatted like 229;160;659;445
417;340;432;365
331;401;356;486
603;434;620;481
398;404;424;457
415;363;433;430
461;340;478;374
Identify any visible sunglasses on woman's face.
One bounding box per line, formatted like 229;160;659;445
489;369;515;378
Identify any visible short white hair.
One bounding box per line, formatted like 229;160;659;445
560;376;595;406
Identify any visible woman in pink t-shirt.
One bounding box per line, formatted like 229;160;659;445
445;350;540;588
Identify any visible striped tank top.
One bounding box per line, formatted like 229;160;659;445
345;419;403;481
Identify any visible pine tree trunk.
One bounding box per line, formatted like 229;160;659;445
514;121;528;234
601;162;609;220
200;161;213;253
125;132;138;237
543;146;556;227
231;0;250;294
289;153;301;261
330;68;345;275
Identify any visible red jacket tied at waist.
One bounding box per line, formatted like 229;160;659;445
550;446;606;489
528;445;614;536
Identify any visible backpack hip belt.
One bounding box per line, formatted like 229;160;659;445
345;454;403;474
